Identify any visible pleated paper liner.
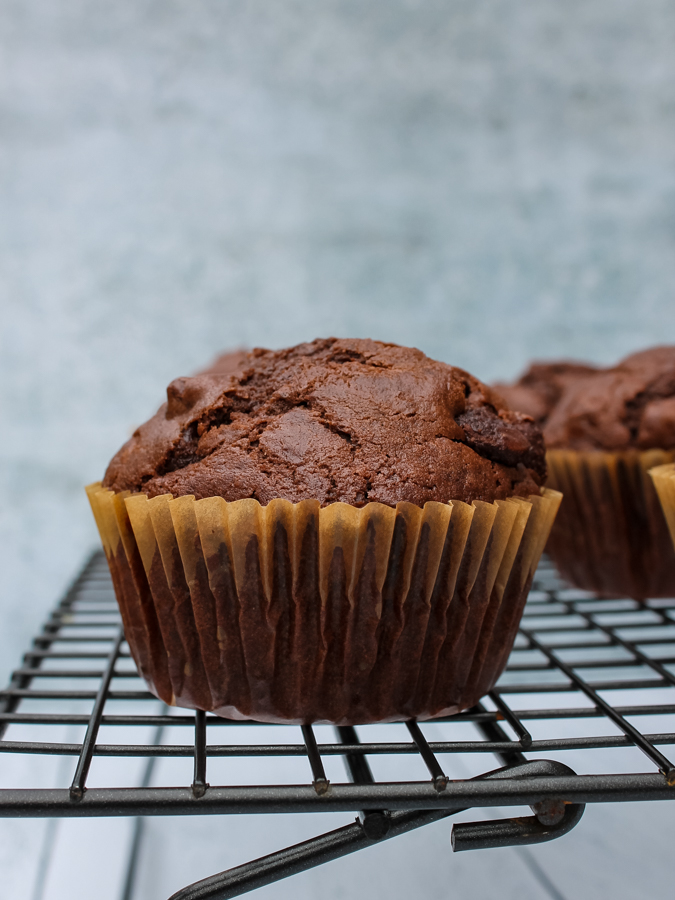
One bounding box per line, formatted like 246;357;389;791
546;449;675;601
86;483;561;725
650;462;675;550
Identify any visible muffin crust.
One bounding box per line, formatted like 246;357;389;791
545;346;675;451
494;361;598;425
104;338;546;506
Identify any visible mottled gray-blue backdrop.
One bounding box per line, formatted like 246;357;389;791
3;0;675;688
1;3;675;898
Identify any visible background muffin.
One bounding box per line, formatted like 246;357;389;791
494;360;599;426
545;347;675;451
91;338;559;724
505;347;675;599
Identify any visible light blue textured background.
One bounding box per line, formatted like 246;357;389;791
1;2;675;898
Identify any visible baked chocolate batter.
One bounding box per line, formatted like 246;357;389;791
545;346;675;450
494;361;598;425
104;338;546;505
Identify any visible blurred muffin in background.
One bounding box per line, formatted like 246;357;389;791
503;347;675;600
493;360;599;426
545;347;675;451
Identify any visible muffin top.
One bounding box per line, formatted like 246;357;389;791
103;338;546;506
494;361;598;425
545;346;675;451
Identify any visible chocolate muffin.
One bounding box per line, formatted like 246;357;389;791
494;360;599;425
545;346;675;451
543;346;675;599
89;338;560;724
104;338;546;505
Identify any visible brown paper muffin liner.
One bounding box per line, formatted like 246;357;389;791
546;449;675;601
650;463;675;551
86;484;561;724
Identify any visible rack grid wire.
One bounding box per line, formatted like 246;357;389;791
1;551;675;899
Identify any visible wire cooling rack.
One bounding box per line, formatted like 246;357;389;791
1;551;675;899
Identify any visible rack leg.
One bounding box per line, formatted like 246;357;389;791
167;758;585;900
167;808;453;900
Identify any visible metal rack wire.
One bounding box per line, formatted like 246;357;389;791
1;551;675;899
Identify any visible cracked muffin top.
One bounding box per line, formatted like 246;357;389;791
103;338;546;506
545;346;675;451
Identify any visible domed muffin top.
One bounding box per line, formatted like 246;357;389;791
103;338;546;506
545;346;675;451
